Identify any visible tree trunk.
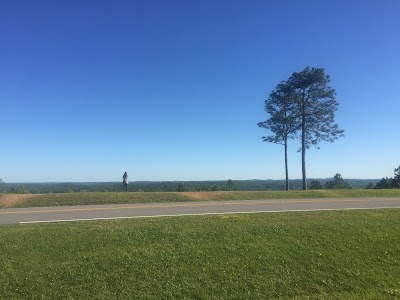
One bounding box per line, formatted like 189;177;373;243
284;138;289;191
302;139;307;190
302;108;307;190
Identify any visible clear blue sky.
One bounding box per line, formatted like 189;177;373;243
1;0;399;183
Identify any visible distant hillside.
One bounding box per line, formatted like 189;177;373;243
2;179;380;194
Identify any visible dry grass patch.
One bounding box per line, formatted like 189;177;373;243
0;194;38;208
180;191;232;200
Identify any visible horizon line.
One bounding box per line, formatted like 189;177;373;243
3;178;381;184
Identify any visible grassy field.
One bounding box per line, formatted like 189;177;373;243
1;189;400;209
0;209;399;299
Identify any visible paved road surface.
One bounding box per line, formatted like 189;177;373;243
1;197;400;225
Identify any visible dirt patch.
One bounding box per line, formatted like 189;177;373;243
0;194;36;208
180;191;229;201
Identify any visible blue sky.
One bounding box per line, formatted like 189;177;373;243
1;0;399;182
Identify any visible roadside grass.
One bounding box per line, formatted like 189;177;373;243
0;209;399;299
1;189;400;209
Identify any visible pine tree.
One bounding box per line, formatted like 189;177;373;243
258;81;297;191
287;67;344;190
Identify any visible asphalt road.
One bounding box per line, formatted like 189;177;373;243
1;197;400;225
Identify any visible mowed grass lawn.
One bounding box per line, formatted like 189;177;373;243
1;209;400;299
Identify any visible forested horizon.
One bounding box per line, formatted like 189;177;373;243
1;178;380;194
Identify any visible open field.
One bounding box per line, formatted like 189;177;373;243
1;209;399;299
1;189;400;209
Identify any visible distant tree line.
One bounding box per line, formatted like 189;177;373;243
308;166;400;190
0;179;5;193
0;179;239;194
0;177;387;194
310;173;351;190
374;166;400;189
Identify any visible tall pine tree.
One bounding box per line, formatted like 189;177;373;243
287;67;344;190
258;81;297;191
259;67;344;190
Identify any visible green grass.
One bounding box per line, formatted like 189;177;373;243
1;209;400;299
1;189;400;209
